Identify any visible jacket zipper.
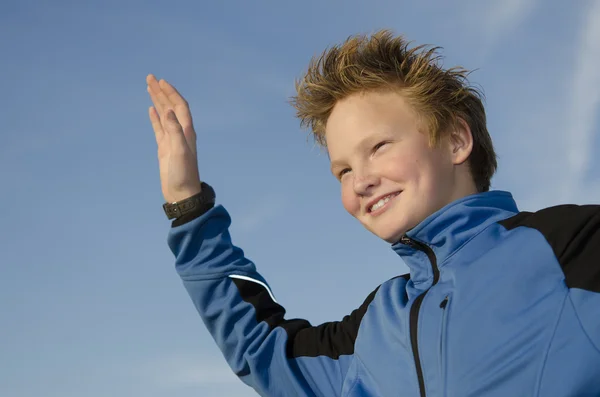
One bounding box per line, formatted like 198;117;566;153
439;296;449;397
400;235;439;397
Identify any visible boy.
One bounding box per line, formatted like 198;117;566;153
146;30;600;396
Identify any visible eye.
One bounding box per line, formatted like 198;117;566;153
373;141;388;152
338;168;351;179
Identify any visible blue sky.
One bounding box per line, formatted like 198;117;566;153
1;0;599;396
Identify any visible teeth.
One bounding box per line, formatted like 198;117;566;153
369;193;398;212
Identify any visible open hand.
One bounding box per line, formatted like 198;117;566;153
146;74;202;203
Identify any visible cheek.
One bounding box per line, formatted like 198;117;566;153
341;182;359;215
413;153;453;199
382;152;415;182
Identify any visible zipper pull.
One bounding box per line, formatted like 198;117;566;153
399;235;416;247
440;296;449;309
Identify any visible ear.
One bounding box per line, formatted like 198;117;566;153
448;118;473;165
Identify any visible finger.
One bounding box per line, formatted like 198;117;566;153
145;74;156;85
159;79;193;128
164;109;191;154
146;80;164;114
158;80;197;156
148;106;165;144
146;75;172;116
147;83;169;115
147;85;164;118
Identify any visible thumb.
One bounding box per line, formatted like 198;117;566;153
165;109;190;153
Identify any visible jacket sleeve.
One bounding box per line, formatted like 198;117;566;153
502;204;600;351
167;205;377;397
560;205;600;352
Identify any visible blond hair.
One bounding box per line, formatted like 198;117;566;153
290;30;497;192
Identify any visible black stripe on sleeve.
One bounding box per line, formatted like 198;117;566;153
498;204;600;293
230;276;289;327
282;286;381;359
230;276;399;359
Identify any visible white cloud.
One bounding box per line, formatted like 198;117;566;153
482;0;537;39
562;0;600;202
459;0;538;59
487;1;600;209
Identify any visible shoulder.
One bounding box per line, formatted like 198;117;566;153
498;204;600;292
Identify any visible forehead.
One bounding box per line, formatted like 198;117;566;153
325;91;419;155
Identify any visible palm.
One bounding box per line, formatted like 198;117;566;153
146;74;201;203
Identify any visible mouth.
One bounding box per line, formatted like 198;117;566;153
367;191;401;215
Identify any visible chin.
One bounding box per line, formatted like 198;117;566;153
371;226;406;244
360;214;412;243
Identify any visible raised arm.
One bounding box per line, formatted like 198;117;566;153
168;204;379;396
147;75;376;396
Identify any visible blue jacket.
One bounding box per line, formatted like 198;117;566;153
167;190;600;396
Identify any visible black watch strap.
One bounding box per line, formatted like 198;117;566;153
163;182;216;220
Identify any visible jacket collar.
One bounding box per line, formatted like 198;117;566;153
391;190;519;285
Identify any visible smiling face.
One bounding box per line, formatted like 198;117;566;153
326;90;477;243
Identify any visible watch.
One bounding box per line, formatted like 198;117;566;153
162;182;216;220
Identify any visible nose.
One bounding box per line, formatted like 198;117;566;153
353;172;379;196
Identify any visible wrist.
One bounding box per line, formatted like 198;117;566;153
163;182;215;221
166;185;202;204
